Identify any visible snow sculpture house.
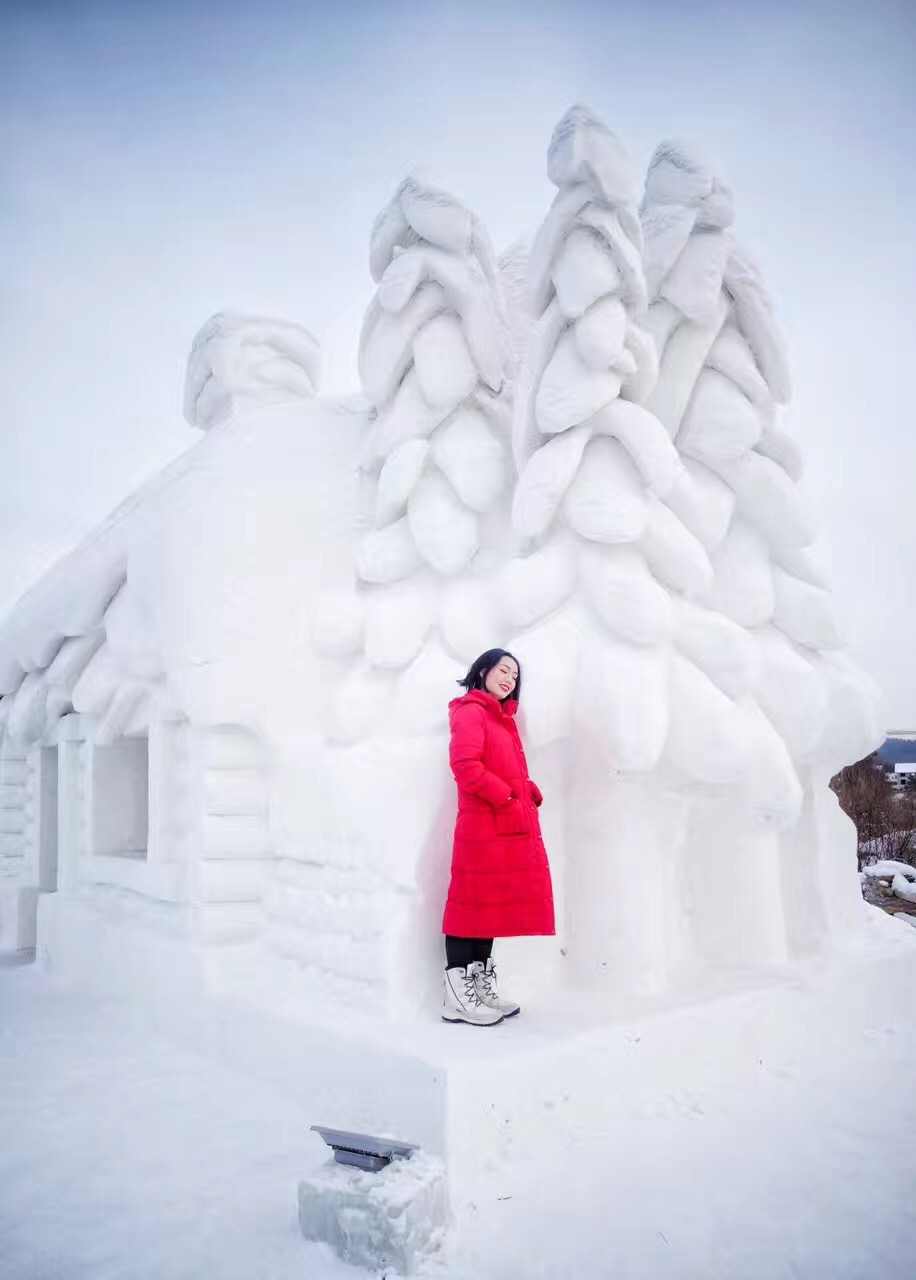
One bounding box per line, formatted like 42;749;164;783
0;108;881;1034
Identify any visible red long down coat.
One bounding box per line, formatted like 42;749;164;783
442;689;555;939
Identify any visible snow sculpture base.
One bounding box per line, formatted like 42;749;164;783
297;1153;448;1275
0;885;39;956
34;888;916;1198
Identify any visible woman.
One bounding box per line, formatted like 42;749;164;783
442;648;555;1026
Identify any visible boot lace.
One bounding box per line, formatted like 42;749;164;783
463;970;485;1007
476;963;497;1003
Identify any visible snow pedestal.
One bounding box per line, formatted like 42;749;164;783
297;1152;448;1275
0;885;40;954
564;769;691;995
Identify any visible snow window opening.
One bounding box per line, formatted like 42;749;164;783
39;746;59;890
91;736;150;861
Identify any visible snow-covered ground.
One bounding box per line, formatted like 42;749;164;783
3;920;916;1280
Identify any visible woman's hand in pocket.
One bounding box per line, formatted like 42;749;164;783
495;796;529;836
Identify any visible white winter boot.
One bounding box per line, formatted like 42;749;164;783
442;965;504;1026
474;957;520;1018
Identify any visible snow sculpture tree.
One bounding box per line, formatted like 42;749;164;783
316;176;514;740
506;106;880;994
636;138;881;969
508;106;734;993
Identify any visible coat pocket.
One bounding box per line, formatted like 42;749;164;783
494;799;529;836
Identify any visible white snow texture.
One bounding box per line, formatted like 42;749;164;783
0;105;882;1018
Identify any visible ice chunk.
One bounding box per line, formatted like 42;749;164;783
376;243;505;392
513;424;591;538
364;370;452;465
357;519;423;584
755;424;803;482
644;298;682;360
671;596;754;697
439;578;504;662
660;229;732;325
431;410;506;513
772;567;843;651
413;313;478;412
499;539;577;628
724;250;791;403
578;204;647;312
359;284;446;406
713;452;813;552
376;439;430;526
640;499;713;596
707;324;772;407
574;295;627;368
753;626;826;765
407;472;478;575
641;203;698;299
678;368;762;464
775;543;830;590
511;301;567;467
664;457;735;551
528;183;593;314
552;227;623;318
578;542;671;645
497;238;534;378
365;582;434;670
400;177;476;258
704;518;774;626
536;328;622;435
370;174;474;280
562;437;649;543
620;322;659;402
548;104;640;209
643;139;714;212
646;293;729;436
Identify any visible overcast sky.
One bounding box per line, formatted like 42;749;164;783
2;0;914;724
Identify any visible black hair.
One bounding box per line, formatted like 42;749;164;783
457;648;522;703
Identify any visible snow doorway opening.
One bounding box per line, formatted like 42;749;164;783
92;736;149;860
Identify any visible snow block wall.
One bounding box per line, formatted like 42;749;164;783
0;107;882;1017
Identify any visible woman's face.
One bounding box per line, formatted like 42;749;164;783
483;656;519;701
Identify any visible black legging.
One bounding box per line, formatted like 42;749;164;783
445;935;494;971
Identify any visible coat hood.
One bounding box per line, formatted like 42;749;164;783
449;689;519;718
